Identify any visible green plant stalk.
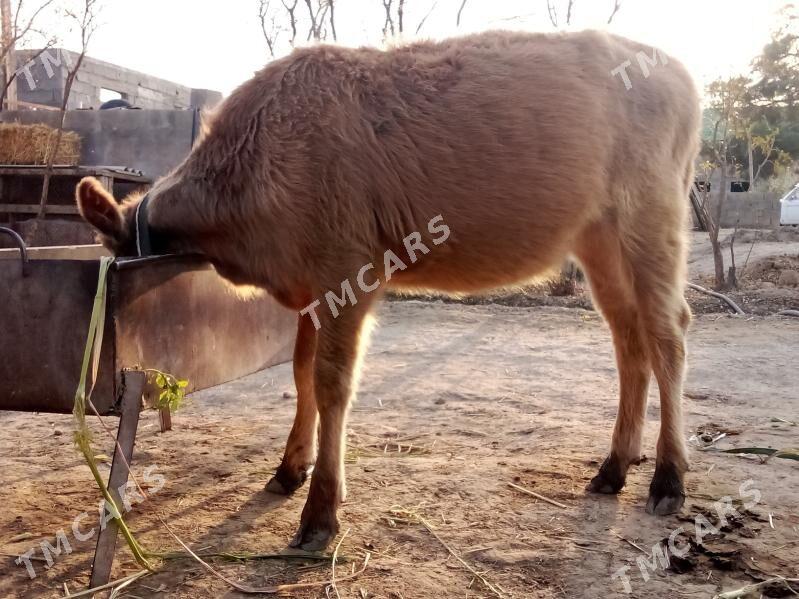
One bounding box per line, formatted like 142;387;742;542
151;550;341;562
72;257;152;571
73;260;308;573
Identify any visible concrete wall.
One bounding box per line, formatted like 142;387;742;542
0;109;198;180
13;49;222;110
700;191;782;229
11;49;65;108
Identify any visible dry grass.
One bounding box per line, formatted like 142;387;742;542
0;123;81;165
345;434;434;464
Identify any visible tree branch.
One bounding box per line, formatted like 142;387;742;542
39;0;98;217
415;0;438;35
0;39;53;107
281;0;299;46
328;0;336;41
546;0;558;28
257;0;281;58
686;283;745;315
0;0;56;66
456;0;467;27
607;0;621;24
382;0;395;38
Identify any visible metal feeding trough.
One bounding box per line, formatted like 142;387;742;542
0;230;296;587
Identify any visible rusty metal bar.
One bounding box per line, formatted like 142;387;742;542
0;226;28;276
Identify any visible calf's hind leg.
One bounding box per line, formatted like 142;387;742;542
636;272;691;515
575;224;651;494
267;314;319;495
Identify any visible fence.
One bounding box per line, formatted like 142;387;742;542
693;191;781;229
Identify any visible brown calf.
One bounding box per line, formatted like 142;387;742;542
77;30;700;551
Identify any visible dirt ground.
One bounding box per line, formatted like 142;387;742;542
686;228;799;315
1;295;797;598
400;229;799;316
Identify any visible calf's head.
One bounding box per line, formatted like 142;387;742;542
76;176;182;257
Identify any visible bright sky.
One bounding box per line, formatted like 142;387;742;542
41;0;789;98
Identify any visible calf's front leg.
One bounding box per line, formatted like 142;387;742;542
290;293;376;551
267;313;319;494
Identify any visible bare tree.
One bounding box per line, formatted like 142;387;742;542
257;0;283;58
1;0;57;109
546;0;558;27
281;0;299;47
382;0;395;38
1;43;53;108
456;0;467;27
545;1;622;28
397;0;404;33
382;0;414;38
415;1;438;35
38;0;100;218
304;0;330;41
699;76;751;289
258;0;337;57
328;0;336;41
607;0;621;24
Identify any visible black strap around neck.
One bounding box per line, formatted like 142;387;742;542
134;194;152;257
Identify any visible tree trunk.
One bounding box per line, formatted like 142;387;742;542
38;53;84;217
710;238;725;289
727;226;738;290
0;0;17;110
709;165;728;290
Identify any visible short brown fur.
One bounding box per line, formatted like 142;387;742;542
77;30;700;550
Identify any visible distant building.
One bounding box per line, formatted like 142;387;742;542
12;48;221;110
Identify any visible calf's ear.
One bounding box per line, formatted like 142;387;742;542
76;177;123;238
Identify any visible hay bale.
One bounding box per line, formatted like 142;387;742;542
0;123;81;166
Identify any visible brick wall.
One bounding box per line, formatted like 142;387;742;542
12;48;221;110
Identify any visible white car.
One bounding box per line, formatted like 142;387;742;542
780;184;799;226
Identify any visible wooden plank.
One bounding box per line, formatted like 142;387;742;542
0;166;149;183
15;100;59;111
0;244;106;260
0;203;79;215
89;370;145;589
98;175;113;192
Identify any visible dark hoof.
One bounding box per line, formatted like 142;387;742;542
289;513;339;551
265;464;310;496
646;462;686;516
586;455;627;494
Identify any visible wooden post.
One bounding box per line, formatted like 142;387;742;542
89;370;145;589
98;174;113;193
158;407;172;432
0;0;17;110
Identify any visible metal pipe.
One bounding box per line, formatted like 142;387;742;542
0;226;29;276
